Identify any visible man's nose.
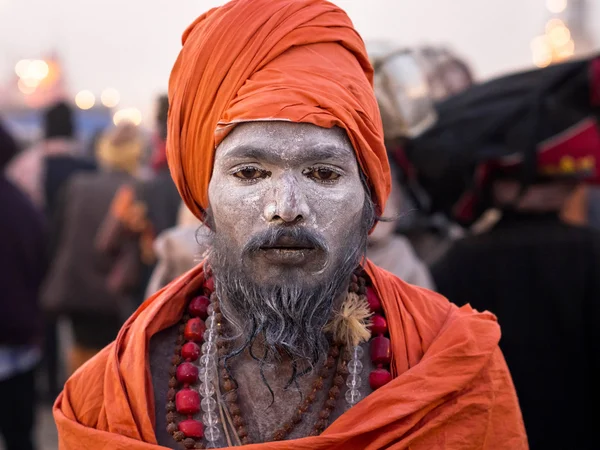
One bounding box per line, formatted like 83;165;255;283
264;174;309;225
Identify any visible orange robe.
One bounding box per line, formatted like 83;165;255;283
54;261;527;449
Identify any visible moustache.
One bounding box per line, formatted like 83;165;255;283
243;226;329;255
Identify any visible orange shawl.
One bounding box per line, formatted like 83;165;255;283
54;261;527;449
167;0;390;220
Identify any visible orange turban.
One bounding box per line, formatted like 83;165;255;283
167;0;390;221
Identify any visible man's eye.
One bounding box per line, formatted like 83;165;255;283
233;167;267;180
305;167;341;182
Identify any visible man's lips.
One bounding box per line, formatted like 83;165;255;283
260;246;314;250
259;236;316;251
255;237;320;265
257;247;316;265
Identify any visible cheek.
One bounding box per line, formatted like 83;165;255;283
208;174;269;243
305;181;365;236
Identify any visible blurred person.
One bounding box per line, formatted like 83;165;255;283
432;173;600;450
6;101;96;212
145;203;205;297
143;94;182;235
417;46;474;101
367;162;434;288
96;95;182;308
55;2;526;449
6;100;96;401
368;43;470;265
413;56;600;450
40;123;143;374
86;127;107;160
0;121;46;450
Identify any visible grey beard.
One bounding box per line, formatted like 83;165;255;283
206;203;374;392
210;239;362;371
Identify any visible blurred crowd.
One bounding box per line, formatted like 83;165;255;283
0;42;599;450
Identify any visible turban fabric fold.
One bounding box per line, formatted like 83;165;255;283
167;0;390;220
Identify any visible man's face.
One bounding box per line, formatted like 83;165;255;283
207;121;367;286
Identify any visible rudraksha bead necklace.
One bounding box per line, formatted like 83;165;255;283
166;268;392;448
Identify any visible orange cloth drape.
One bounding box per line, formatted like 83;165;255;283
167;0;390;221
54;260;527;449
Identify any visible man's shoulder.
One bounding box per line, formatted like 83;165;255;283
369;260;448;302
57;344;114;426
368;261;454;332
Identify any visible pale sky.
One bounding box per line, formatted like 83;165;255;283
0;0;599;123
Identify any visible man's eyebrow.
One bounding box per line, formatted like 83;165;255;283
223;144;352;163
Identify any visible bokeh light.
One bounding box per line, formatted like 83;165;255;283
17;78;36;95
530;36;553;68
101;88;121;108
21;77;40;88
15;59;49;81
75;90;96;110
556;39;575;58
533;14;575;68
545;18;565;34
15;59;31;78
546;0;567;14
29;60;49;80
548;23;571;47
113;107;142;126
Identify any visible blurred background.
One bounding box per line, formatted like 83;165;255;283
0;1;598;449
1;0;599;135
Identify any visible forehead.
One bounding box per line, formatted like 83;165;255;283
215;121;356;163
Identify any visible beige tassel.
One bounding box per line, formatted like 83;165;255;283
324;292;373;348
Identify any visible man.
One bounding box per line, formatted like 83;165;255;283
0;120;46;450
54;1;526;448
407;56;600;450
40;123;144;374
433;176;600;450
6;100;96;401
368;42;468;266
144;203;205;297
366;161;434;288
98;95;182;307
6;101;96;213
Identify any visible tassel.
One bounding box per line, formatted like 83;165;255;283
324;292;373;348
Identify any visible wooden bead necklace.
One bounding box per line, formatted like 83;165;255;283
166;268;392;448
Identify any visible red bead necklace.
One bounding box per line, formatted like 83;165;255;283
365;286;393;389
166;288;212;449
166;268;392;448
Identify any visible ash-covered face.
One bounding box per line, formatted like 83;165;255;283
206;122;374;375
207;122;368;287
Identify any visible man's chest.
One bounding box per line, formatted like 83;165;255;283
150;325;374;448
